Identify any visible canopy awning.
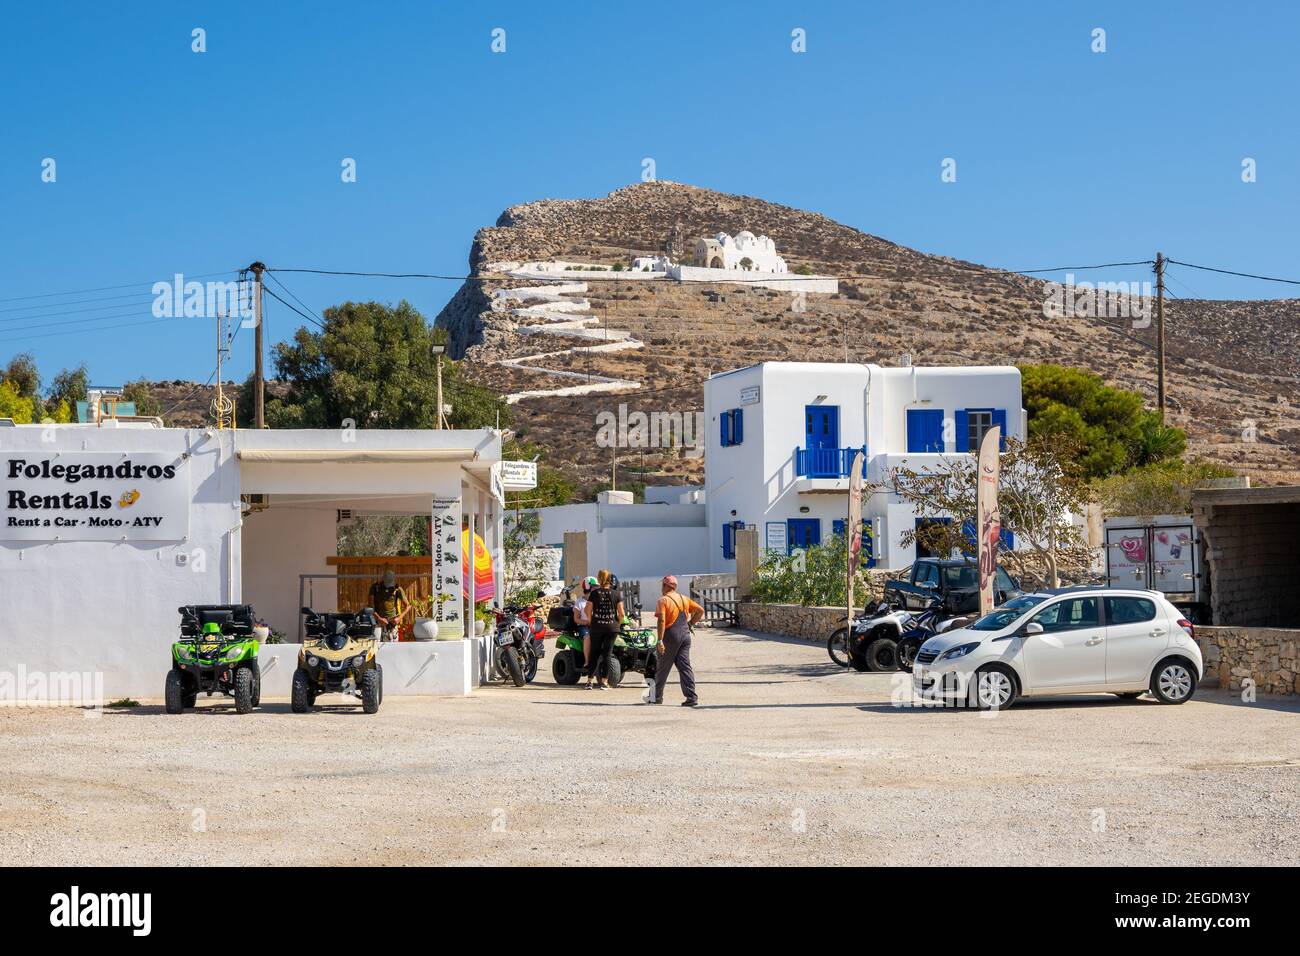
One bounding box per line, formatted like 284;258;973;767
236;448;479;464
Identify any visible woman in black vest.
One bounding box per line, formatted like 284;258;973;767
584;569;624;690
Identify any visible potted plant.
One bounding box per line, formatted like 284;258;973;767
410;596;438;642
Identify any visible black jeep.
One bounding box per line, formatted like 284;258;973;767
882;558;1022;614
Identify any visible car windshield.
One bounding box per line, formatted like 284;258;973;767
967;594;1047;631
941;565;978;588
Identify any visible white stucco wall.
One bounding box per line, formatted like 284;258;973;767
702;362;1026;572
1;425;503;701
524;499;710;581
241;505;337;640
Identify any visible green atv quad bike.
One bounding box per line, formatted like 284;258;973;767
547;590;658;687
165;605;261;714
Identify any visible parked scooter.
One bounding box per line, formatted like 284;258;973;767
490;603;545;686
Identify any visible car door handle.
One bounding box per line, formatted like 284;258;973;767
1085;637;1104;646
1149;628;1167;637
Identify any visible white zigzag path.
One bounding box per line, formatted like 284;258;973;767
488;280;643;404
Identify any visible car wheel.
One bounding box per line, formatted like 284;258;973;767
970;665;1017;711
865;637;898;672
827;628;851;667
291;668;312;713
1150;657;1197;705
164;670;185;714
233;668;255;714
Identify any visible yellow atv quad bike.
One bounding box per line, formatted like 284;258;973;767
293;607;383;714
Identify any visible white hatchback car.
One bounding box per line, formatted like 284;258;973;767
912;588;1202;710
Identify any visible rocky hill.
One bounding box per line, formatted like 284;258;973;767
433;182;1300;493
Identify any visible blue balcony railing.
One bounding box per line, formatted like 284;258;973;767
794;445;868;479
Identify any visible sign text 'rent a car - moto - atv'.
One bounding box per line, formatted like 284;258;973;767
2;453;190;541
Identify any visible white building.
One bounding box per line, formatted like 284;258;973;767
521;487;710;597
692;231;787;273
0;420;506;701
702;362;1026;571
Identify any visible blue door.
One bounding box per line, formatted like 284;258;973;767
787;518;821;554
906;408;944;453
804;405;840;477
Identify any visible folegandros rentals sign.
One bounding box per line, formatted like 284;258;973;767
2;453;190;541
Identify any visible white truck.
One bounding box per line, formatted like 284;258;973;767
1104;515;1208;623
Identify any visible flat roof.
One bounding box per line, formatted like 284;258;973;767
1191;485;1300;508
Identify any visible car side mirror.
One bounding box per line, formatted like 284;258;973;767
1021;622;1044;636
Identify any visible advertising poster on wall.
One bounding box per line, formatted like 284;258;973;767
431;495;464;639
1;452;190;541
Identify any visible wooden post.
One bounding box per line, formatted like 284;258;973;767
1155;251;1165;423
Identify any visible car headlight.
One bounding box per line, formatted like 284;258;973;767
938;642;980;661
307;656;319;667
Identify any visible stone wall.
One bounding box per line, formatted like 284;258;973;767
1197;626;1300;695
736;602;855;641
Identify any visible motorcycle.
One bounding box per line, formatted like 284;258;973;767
895;599;972;672
490;603;547;686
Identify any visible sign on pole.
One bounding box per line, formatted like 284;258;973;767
976;426;1002;616
846;450;865;623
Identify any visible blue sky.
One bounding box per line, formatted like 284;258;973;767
1;1;1296;386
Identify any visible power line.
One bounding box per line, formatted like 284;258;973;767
1166;258;1300;288
0;270;239;305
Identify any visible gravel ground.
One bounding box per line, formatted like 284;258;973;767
2;628;1298;866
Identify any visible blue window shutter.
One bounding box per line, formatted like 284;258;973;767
720;412;731;447
954;409;969;451
992;409;1007;450
832;519;845;537
732;408;743;444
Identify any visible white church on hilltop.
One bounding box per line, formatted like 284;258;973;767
692;231;787;273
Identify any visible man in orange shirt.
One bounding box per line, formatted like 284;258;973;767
651;575;705;706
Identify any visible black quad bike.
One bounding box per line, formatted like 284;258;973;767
165;604;262;714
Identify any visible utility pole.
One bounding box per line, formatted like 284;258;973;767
432;344;446;429
249;261;267;429
1154;252;1166;423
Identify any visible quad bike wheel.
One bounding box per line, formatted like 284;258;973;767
233;668;255;714
164;670;185;714
291;668;312;713
864;637;898;672
251;673;261;708
361;667;382;714
604;655;624;688
552;649;581;686
502;648;526;687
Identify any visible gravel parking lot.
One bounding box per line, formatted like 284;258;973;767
2;627;1298;866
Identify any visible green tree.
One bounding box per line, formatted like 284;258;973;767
884;436;1096;588
1020;364;1185;479
1094;459;1236;516
263;300;508;430
0;379;36;423
47;364;89;415
122;379;163;418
